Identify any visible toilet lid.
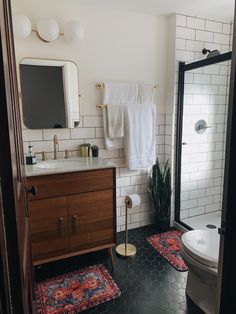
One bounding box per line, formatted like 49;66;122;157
181;230;219;268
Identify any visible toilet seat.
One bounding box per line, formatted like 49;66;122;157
181;230;219;268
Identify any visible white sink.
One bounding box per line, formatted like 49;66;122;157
26;157;114;177
35;159;85;170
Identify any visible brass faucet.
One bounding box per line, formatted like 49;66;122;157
53;135;59;160
35;151;47;161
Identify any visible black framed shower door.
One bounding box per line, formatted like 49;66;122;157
175;51;232;229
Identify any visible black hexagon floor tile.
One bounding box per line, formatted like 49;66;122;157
35;225;204;314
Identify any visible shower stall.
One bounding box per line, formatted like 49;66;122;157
175;51;232;230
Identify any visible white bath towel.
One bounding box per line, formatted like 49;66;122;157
103;82;139;150
124;103;156;170
138;83;154;104
107;104;124;138
103;82;139;104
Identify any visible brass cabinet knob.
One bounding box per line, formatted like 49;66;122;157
58;217;64;237
72;215;77;234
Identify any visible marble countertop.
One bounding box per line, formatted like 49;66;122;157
25;157;115;177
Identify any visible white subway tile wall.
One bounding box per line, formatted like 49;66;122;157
22;113;166;232
173;14;232;222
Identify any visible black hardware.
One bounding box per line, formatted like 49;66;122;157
218;221;226;236
202;48;211;55
183;51;232;72
218;227;226;236
27;185;37;196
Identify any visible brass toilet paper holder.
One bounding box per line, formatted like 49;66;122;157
116;196;137;258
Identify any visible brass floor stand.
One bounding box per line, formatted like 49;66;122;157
116;199;137;258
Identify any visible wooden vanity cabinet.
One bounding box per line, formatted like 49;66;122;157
29;197;69;256
68;189;114;251
27;168;116;266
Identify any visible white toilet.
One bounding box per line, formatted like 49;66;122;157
180;230;220;314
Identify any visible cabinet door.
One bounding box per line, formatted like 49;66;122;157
68;189;115;251
29;197;69;259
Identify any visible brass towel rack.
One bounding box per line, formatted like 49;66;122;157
97;104;107;110
96;82;158;110
96;82;158;89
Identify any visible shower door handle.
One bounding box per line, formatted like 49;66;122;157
182;142;188;145
218;222;226;236
218;227;225;236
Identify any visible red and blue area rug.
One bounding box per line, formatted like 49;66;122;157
35;264;121;313
147;230;187;272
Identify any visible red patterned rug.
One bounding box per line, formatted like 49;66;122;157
147;230;187;271
35;264;121;313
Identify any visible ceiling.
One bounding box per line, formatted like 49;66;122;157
77;0;235;20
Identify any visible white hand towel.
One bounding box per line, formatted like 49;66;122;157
103;82;139;150
103;82;139;104
138;83;154;104
124;103;156;170
107;104;124;138
103;108;124;150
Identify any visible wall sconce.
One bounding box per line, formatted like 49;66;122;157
13;15;32;39
13;15;85;43
37;18;59;42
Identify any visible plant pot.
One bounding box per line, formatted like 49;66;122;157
91;148;99;157
156;218;170;232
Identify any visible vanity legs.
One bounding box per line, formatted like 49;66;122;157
107;247;115;269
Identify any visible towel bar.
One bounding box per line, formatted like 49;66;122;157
96;82;158;110
96;104;107;110
96;82;158;89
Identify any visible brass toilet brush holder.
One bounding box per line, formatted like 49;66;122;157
116;196;137;258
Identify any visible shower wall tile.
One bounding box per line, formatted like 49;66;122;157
196;30;214;42
223;23;231;35
186;40;205;53
205;21;223;33
176;15;187;27
176;27;195;40
213;33;230;45
176;38;186;50
187;17;205;30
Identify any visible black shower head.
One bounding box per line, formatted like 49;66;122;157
202;48;220;58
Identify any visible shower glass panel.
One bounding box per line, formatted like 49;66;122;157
176;54;231;230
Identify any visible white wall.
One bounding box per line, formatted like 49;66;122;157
12;0;169;231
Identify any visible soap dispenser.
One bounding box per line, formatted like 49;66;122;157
26;143;37;165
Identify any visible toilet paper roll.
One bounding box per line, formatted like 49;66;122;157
125;194;141;209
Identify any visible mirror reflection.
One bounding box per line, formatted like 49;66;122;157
19;58;80;129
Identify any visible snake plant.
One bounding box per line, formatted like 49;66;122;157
148;158;172;221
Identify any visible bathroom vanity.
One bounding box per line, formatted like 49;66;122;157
26;158;116;267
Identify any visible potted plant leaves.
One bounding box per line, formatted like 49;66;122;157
91;145;99;157
148;158;172;232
